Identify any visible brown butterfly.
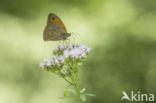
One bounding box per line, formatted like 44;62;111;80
43;13;70;41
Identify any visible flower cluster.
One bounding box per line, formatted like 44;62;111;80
40;43;95;102
40;55;64;68
53;43;90;59
40;43;91;76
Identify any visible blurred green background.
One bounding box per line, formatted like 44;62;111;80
0;0;156;103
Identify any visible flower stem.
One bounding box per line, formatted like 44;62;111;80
71;71;82;103
63;77;73;85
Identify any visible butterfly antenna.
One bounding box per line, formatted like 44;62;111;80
72;32;80;38
71;32;80;41
76;33;80;39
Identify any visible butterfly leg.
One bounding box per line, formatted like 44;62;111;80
65;39;68;44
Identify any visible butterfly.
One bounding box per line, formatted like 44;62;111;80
43;13;70;41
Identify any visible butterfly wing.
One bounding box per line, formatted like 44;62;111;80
43;13;70;41
43;22;66;41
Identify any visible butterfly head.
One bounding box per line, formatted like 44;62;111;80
62;33;71;40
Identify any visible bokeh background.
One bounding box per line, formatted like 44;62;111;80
0;0;156;103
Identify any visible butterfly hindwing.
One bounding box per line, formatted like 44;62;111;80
43;22;66;41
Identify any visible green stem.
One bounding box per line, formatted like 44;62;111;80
63;77;74;85
71;71;82;103
67;60;82;103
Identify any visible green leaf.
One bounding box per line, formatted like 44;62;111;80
68;89;77;95
64;90;70;97
84;93;96;96
80;88;86;94
77;62;83;66
80;95;86;102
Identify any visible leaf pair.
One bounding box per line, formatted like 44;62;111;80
63;89;77;98
79;88;95;102
62;88;95;102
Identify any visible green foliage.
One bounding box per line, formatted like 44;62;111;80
83;33;156;103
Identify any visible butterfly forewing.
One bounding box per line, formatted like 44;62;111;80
43;13;70;41
43;22;66;41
